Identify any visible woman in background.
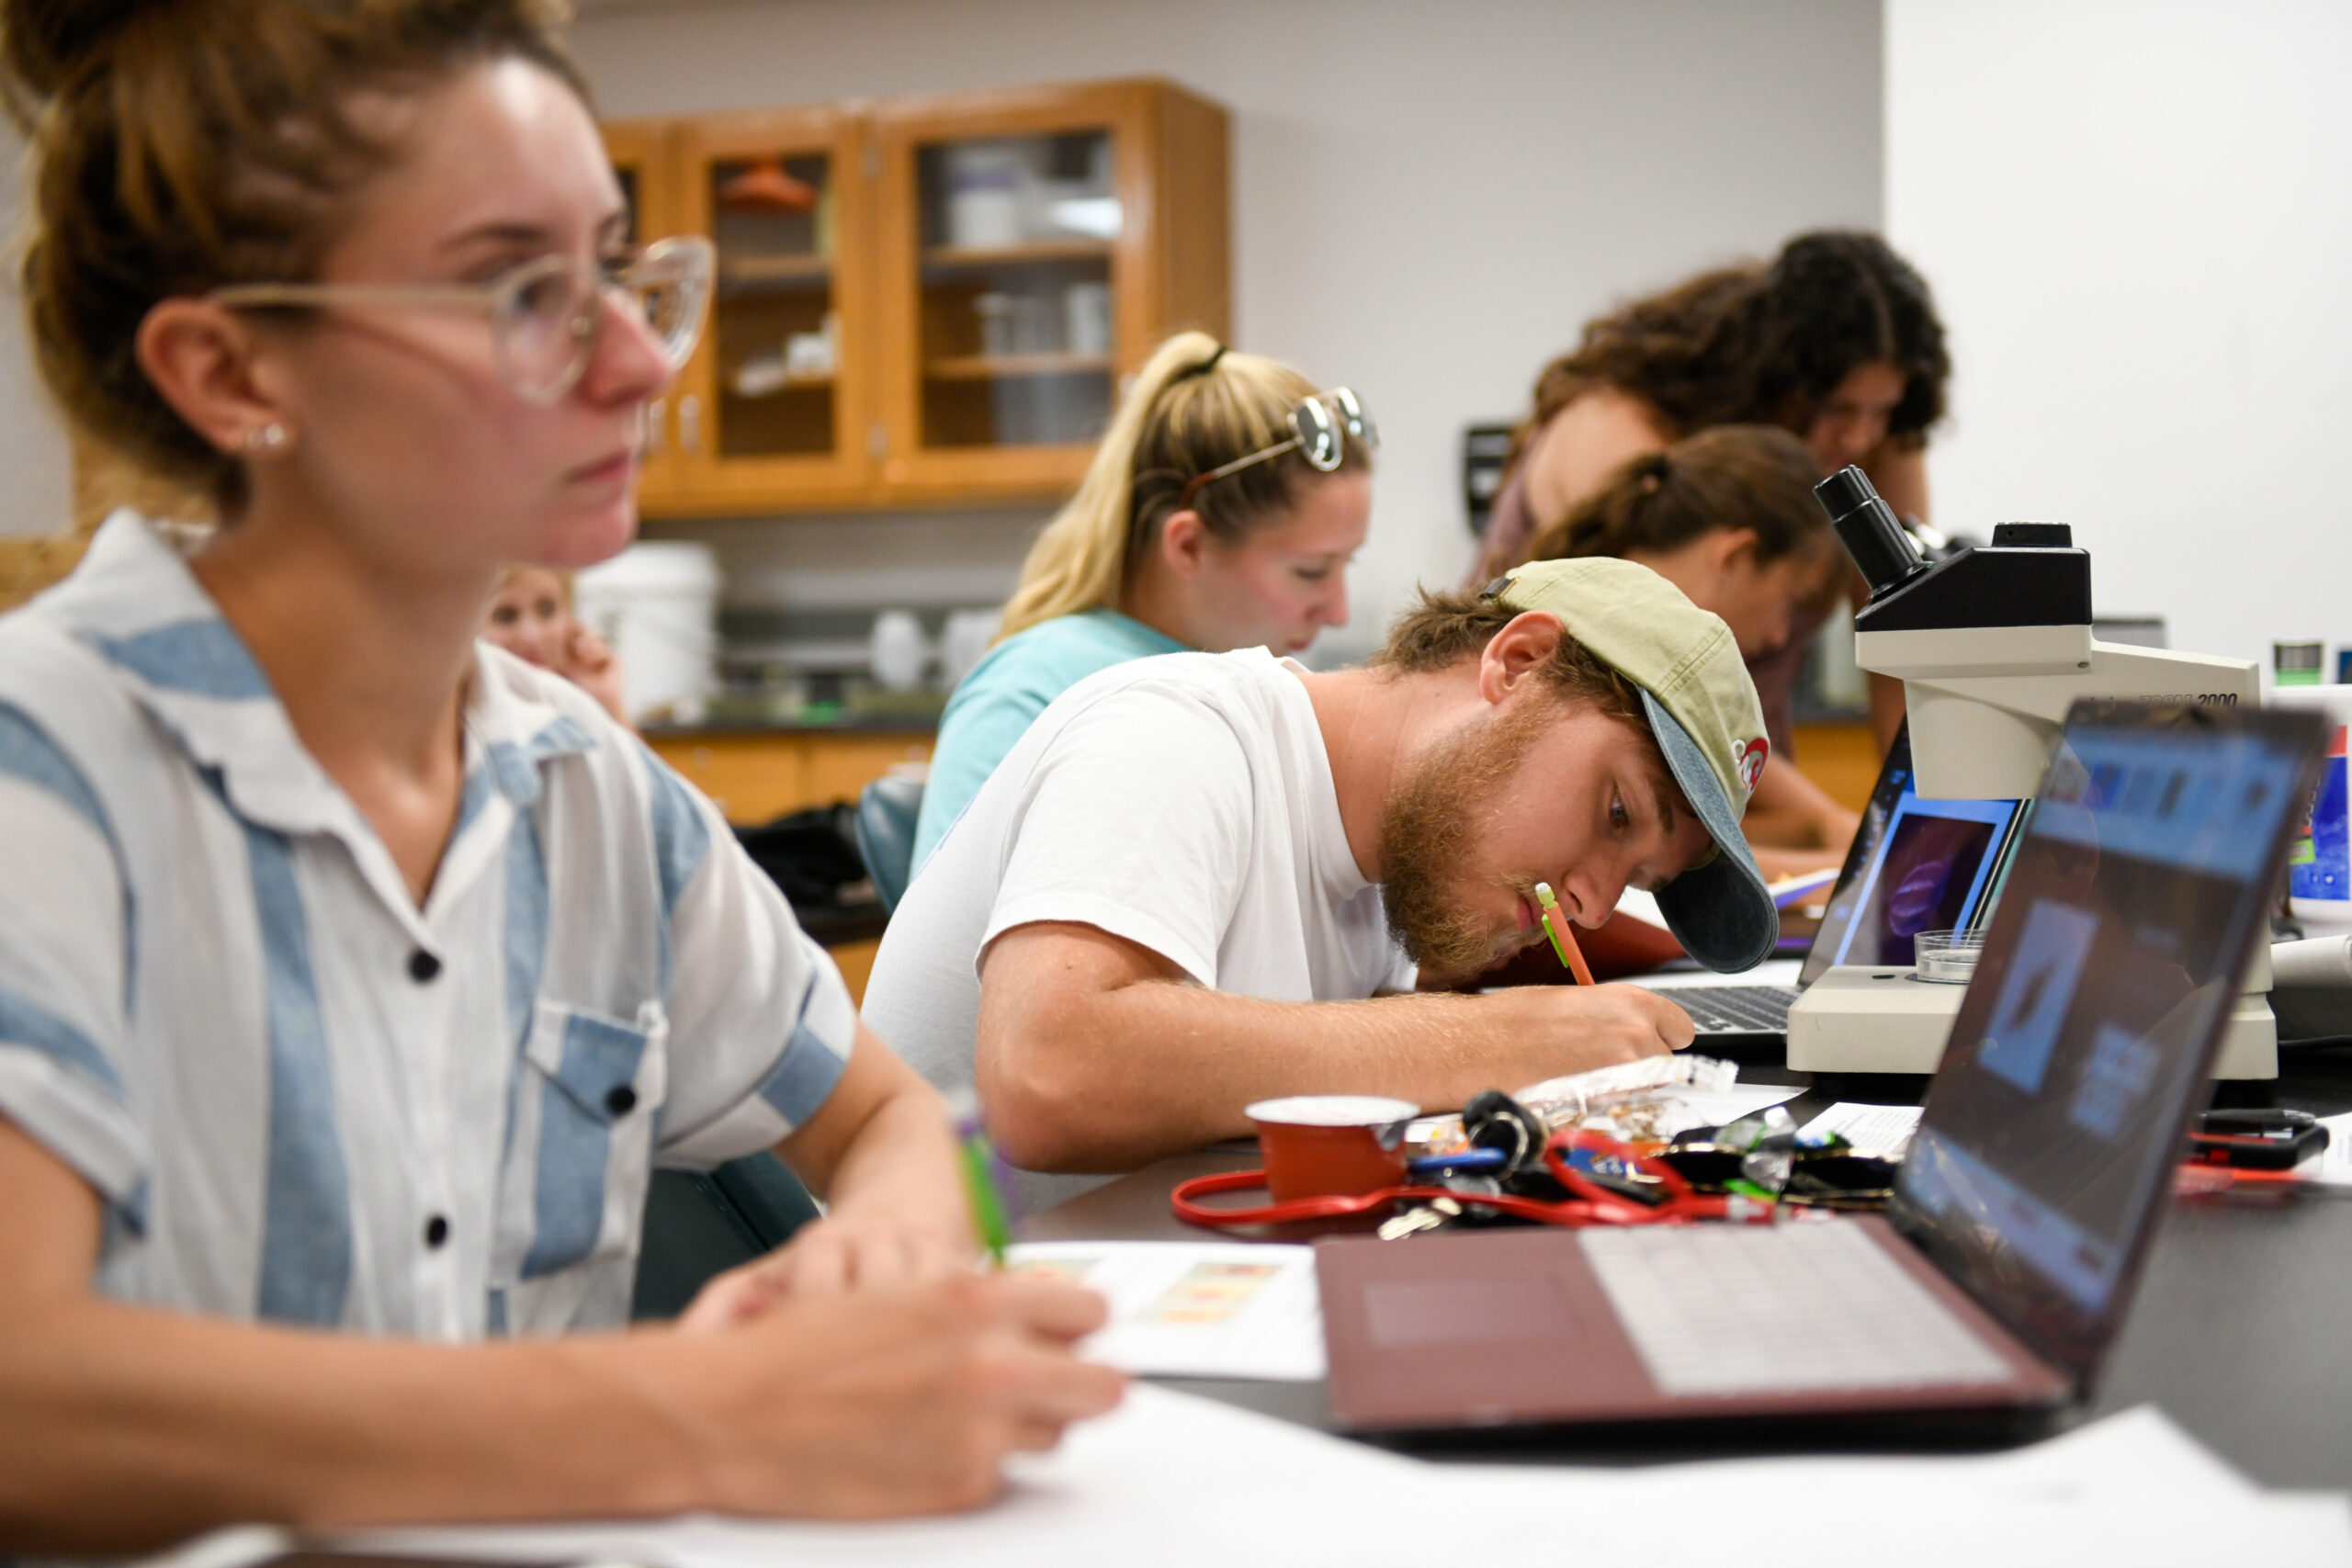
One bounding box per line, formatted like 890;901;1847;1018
1473;230;1950;755
910;330;1374;870
1523;425;1857;861
482;564;628;722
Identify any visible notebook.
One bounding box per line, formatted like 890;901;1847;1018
1644;722;2024;1040
1321;699;2322;1434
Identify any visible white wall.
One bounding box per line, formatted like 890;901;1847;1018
0;130;75;537
571;0;1883;658
1886;0;2352;669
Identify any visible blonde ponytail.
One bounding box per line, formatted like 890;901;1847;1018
996;331;1371;642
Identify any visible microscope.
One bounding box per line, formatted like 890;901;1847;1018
1782;468;2276;1078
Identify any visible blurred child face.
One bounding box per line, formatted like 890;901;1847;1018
483;567;571;667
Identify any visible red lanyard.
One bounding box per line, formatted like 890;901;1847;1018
1171;1128;1775;1231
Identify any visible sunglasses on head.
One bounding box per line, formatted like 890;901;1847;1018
1177;387;1377;511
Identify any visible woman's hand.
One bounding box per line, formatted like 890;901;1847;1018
676;1213;976;1332
667;1271;1125;1518
561;620;630;725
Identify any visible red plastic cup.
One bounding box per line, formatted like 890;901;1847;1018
1244;1096;1419;1201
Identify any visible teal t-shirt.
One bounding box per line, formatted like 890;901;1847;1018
912;608;1187;872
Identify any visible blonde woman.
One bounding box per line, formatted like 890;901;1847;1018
911;332;1374;870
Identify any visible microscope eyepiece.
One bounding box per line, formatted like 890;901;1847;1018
1814;465;1925;595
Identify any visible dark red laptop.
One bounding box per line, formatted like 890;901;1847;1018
1321;700;2321;1434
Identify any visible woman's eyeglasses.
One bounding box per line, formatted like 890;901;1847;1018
207;235;715;406
1177;387;1377;510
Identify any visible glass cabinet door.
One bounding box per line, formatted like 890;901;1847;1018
911;129;1118;452
600;119;681;507
666;108;873;513
874;85;1155;500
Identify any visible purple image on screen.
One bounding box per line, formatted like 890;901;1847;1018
1856;814;2001;963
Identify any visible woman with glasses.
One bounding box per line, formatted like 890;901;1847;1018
910;331;1374;873
0;0;1117;1546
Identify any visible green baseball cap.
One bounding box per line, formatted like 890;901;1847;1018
1482;557;1779;972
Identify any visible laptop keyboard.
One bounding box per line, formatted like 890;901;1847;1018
1651;984;1799;1033
1580;1222;2014;1396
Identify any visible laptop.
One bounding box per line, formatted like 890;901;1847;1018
1645;722;2024;1040
1320;699;2322;1435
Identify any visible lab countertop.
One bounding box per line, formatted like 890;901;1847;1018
641;715;941;739
1023;1045;2352;1491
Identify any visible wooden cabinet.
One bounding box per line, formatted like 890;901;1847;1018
1791;721;1883;814
607;77;1229;518
669;106;877;513
647;729;931;1008
646;729;933;826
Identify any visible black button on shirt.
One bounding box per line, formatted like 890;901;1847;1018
605;1085;638;1117
424;1214;449;1248
407;949;442;983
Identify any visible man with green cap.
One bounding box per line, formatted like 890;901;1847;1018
864;558;1779;1204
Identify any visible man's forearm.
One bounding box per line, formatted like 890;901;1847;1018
980;983;1483;1172
979;979;1676;1174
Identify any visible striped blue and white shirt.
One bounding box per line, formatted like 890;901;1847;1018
0;513;856;1338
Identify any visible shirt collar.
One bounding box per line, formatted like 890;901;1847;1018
463;640;602;808
47;511;598;836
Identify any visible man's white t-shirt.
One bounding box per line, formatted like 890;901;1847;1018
862;649;1416;1208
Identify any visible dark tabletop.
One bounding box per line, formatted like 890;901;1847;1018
1018;1046;2352;1489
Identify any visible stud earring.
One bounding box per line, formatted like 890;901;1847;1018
242;423;288;453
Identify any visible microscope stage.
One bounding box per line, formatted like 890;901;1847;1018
1784;966;2278;1079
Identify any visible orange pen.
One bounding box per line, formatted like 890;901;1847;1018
1533;881;1597;987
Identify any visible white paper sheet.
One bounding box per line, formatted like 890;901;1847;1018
1675;1080;1804;1128
1638;956;1805;989
1799;1100;1927;1156
2294;1111;2352;1188
1001;1241;1325;1381
297;1388;2352;1568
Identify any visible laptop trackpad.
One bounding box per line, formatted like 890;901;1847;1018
1365;1276;1579;1348
1320;1231;1663;1427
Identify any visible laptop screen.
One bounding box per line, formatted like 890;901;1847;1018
1799;725;2023;987
1891;700;2322;1383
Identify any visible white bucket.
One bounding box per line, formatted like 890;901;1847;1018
572;542;720;725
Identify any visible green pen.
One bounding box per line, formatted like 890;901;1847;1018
954;1107;1013;1268
1534;880;1573;967
1533;881;1595;985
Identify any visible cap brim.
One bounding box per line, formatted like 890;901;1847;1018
1638;690;1779;973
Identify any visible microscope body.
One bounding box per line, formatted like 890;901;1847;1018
1784;473;2274;1078
1865;624;2258;800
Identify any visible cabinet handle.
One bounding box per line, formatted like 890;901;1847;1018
868;420;888;460
645;397;665;457
680;394;703;455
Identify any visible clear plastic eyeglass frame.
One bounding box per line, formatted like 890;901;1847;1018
207;235;715;406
